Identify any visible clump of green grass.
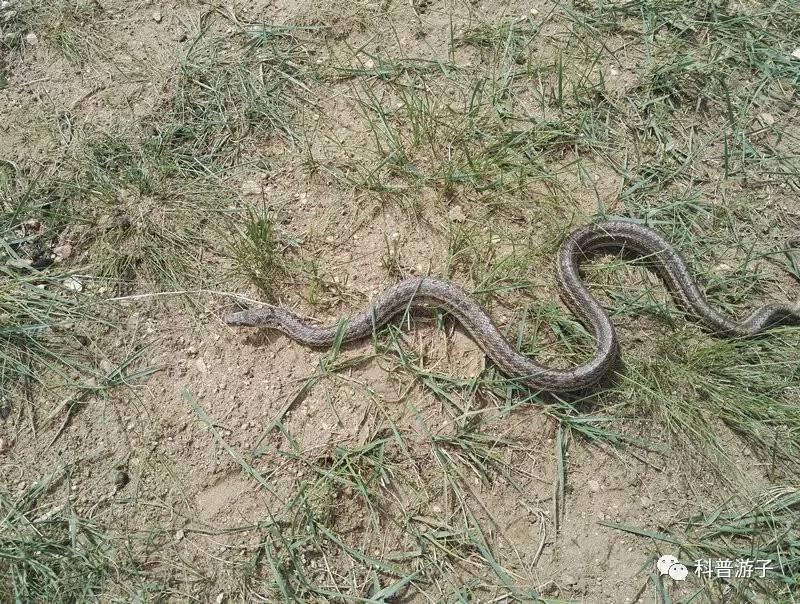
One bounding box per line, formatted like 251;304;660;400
0;0;111;66
225;203;351;307
0;268;94;397
0;171;95;397
316;76;610;203
618;328;800;479
188;390;547;602
0;171;158;439
0;0;36;52
0;472;117;603
456;19;539;67
40;0;110;66
606;487;800;602
74;131;234;290
228;205;288;301
159;23;312;173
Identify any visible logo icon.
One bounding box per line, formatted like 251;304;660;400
657;554;688;581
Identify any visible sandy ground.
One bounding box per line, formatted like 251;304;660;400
2;0;798;602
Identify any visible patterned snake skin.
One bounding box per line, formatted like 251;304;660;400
226;221;800;392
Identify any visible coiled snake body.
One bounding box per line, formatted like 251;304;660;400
226;221;800;392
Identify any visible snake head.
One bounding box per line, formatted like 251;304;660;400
224;308;277;327
224;310;251;326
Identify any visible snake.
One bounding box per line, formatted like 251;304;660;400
225;220;800;392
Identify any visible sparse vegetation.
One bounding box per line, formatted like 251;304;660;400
228;205;286;300
607;487;800;602
2;0;799;601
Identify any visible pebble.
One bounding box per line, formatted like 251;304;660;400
0;437;7;454
792;48;800;60
241;180;260;196
448;204;466;222
563;575;578;587
175;529;185;541
24;32;38;45
588;479;601;492
151;11;162;22
53;244;72;261
62;277;84;292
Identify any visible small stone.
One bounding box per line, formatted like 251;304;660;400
759;112;775;126
610;66;619;76
792;48;800;60
640;496;652;507
363;58;375;69
241;180;260;196
53;244;72;261
175;529;185;541
587;479;601;492
215;593;225;604
0;405;10;419
448;204;466;223
529;7;539;15
151;11;162;22
24;32;38;45
563;575;578;587
0;437;8;454
62;277;84;292
22;218;41;231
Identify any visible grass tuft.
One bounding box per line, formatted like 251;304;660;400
0;471;117;603
606;487;800;602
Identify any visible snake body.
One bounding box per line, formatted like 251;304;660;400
226;221;800;392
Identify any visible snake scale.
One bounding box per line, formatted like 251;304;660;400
226;221;800;392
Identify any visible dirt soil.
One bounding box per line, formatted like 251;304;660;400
2;0;798;602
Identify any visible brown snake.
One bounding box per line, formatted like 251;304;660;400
226;221;800;392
